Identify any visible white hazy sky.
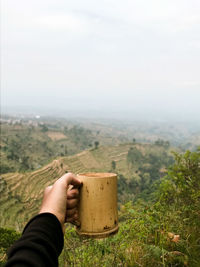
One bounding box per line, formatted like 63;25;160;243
1;0;200;118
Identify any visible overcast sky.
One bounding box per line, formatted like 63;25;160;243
1;0;200;119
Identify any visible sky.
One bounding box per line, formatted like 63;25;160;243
1;0;200;120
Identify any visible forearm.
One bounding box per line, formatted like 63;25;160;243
6;213;64;267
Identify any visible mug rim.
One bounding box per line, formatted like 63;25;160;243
77;172;117;178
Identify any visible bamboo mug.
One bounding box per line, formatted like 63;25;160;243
76;172;118;238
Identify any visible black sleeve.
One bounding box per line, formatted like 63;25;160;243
5;213;64;267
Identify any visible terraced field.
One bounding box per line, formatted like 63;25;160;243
0;160;67;230
0;143;171;231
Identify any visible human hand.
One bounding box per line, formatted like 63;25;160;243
39;173;82;232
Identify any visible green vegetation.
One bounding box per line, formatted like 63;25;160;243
0;143;173;230
0;228;21;265
0;123;97;173
94;141;100;149
154;139;170;148
0;146;199;266
1;116;199;266
59;149;200;266
111;160;116;170
1;116;199;174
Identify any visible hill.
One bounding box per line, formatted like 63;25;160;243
0;118;130;174
0;122;97;173
0;143;174;230
1;149;199;266
1;115;199;175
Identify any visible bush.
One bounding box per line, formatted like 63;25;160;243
59;149;200;266
0;227;21;265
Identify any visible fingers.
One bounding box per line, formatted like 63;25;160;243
59;173;82;188
66;183;80;226
67;198;79;209
66;207;77;217
40;173;81;229
65;207;78;222
67;188;79;199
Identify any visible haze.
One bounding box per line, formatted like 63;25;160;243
1;0;200;121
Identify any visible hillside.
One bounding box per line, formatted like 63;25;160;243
0;122;96;173
0;119;130;174
1;149;199;266
0;143;174;231
1;116;199;175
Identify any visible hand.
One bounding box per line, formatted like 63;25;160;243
39;173;82;232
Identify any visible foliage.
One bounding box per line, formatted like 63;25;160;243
127;147;143;166
124;146;174;201
94;141;100;149
158;149;200;207
111;160;116;170
154;139;170;148
1;127;54;172
0;164;15;174
59;149;200;266
118;174;139;203
0;123;96;174
67;126;93;149
39;124;49;132
0;228;21;265
1;123;199;266
0;228;21;252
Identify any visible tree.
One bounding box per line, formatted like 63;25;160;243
111;160;116;170
40;124;48;132
7;140;20;161
19;156;30;171
158;148;200;209
94;141;99;149
0;164;14;174
64;145;68;155
154;139;170;148
68;125;93;148
127;147;143;167
0;227;21;253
